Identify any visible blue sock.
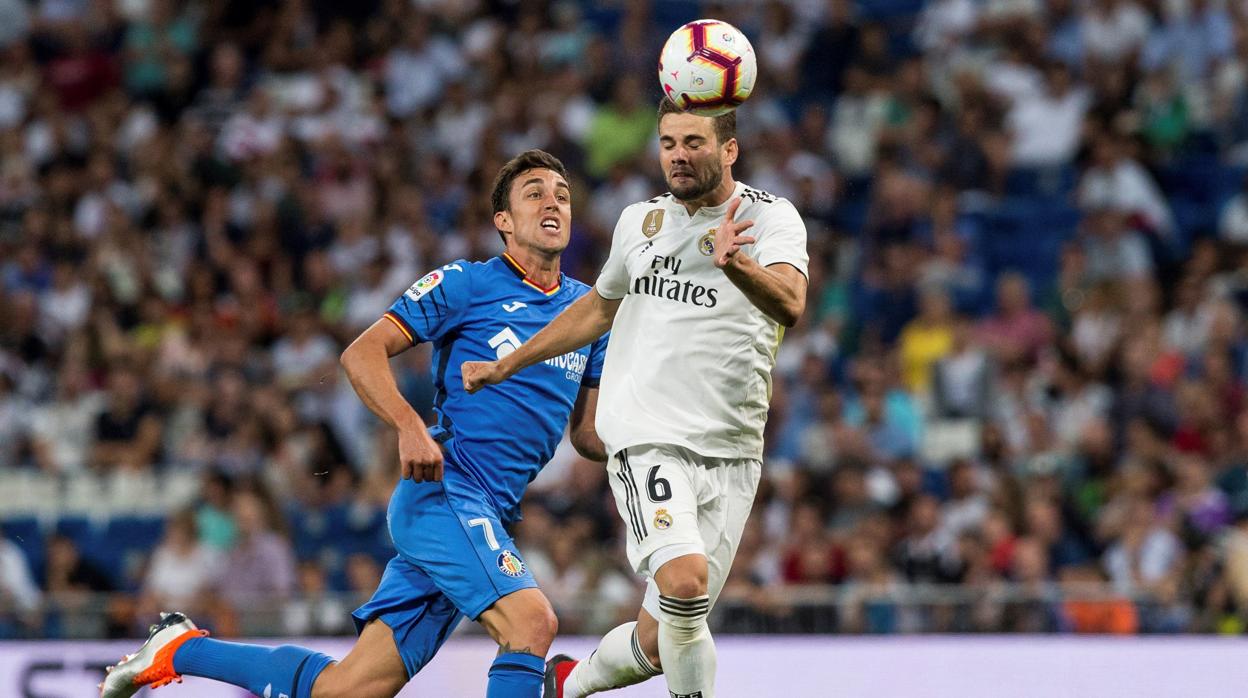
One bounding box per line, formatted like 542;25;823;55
173;637;334;698
486;652;545;698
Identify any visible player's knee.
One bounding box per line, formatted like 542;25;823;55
662;574;707;600
494;597;558;652
654;554;709;600
534;604;559;649
526;601;559;645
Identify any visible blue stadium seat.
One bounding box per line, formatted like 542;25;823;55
859;0;926;20
104;517;166;590
1;517;46;584
1005;165;1077;200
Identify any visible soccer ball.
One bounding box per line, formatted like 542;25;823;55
658;19;757;117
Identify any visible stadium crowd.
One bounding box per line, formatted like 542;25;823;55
4;0;1248;639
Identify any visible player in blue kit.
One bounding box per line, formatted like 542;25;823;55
100;150;609;698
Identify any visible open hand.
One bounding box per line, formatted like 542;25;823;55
713;197;757;268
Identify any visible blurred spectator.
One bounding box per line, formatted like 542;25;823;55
1078;133;1174;241
1081;0;1152;64
1219;173;1248;244
1007;61;1090;167
91;367;162;471
140;510;222;614
1140;0;1234;84
283;560;349;636
584;75;655;179
977;273;1052;364
932;317;994;419
896;494;963;584
898;286;955;394
0;527;40;631
217;490;296;611
383;13;465;119
44;534;113;595
781;500;843;584
1103;498;1183;596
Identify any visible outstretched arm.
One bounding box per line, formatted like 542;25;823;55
721;257;807;327
462;289;620;392
341;318;445;481
712;197;808;327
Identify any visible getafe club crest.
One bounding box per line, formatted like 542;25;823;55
497;549;526;577
698;230;716;256
654;508;673;530
642;209;665;238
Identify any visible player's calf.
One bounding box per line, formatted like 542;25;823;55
654;554;715;698
478;588;559;698
310;619;408;698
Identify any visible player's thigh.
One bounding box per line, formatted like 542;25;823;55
389;478;538;621
350;555;465;678
701;459;762;606
313;619;407;698
607;445;705;576
476;587;559;653
639;459;761;618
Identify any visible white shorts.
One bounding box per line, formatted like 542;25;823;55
606;443;762;619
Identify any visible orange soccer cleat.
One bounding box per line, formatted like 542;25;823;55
99;612;208;698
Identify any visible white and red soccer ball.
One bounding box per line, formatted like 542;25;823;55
658;19;757;117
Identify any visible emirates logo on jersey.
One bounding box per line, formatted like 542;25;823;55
630;254;720;308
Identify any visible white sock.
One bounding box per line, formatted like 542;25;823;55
657;594;714;698
565;621;661;698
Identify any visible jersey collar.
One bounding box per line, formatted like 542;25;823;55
666;181;746;218
692;181;746;218
500;253;562;296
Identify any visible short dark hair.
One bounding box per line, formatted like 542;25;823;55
490;149;569;215
657;97;737;147
489;149;569;244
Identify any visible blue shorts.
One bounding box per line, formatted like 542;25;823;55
351;466;538;677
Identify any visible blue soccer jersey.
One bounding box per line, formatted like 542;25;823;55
382;253;608;523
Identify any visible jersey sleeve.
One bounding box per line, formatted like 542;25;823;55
750;199;810;278
582;331;610;388
595;211;631;300
384;261;472;344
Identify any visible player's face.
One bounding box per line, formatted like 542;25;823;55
496;168;572;255
658;113;735;201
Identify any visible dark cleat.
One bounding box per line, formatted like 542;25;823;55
544;653;577;698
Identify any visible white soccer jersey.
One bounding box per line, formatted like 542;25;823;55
594;181;809;461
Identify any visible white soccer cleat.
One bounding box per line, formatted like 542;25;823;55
99;611;209;698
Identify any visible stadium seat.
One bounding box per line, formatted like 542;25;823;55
1;517;46;583
105;517;167;590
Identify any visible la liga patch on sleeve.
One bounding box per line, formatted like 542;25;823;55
405;269;444;300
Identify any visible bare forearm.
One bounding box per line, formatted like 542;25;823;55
570;387;607;461
499;290;617;377
341;339;422;430
722;255;806;327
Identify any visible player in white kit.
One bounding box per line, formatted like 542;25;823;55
463;97;808;698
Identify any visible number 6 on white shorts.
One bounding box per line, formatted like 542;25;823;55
468;517;500;550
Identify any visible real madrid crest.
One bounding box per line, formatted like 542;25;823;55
642;209;665;238
654;508;673;530
698;229;716;256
